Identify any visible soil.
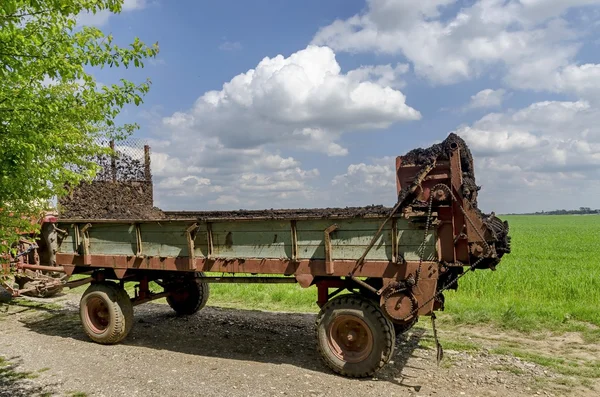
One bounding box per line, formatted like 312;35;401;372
58;149;164;220
1;293;598;397
59;181;164;220
401;133;479;207
164;205;393;220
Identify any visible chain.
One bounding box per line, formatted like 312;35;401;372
387;182;493;322
415;187;435;284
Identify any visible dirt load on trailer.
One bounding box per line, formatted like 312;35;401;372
3;133;510;378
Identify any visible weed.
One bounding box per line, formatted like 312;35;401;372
491;364;525;375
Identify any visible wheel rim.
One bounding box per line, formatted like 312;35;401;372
328;314;374;363
169;288;190;304
85;296;110;334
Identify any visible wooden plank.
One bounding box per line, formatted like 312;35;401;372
295;218;417;231
140;223;189;257
56;218;437;262
209;220;292;259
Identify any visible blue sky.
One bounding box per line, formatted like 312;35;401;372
84;0;600;214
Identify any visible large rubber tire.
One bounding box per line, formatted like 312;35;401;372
316;294;395;378
393;317;418;336
80;282;134;345
166;274;210;315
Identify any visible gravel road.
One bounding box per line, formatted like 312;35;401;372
0;293;596;397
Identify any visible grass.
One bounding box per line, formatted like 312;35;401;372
443;215;600;332
208;281;318;312
491;346;600;379
0;356;39;381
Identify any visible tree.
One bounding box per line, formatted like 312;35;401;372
0;1;158;257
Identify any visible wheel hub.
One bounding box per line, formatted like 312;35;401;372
328;315;374;363
85;297;110;333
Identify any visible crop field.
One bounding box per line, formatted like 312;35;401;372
207;215;600;333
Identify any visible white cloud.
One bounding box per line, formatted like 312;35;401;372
331;157;397;205
455;99;600;213
122;0;146;11
161;46;419;157
77;0;147;27
312;0;599;87
346;63;409;89
552;64;600;101
150;143;321;210
466;89;507;110
151;46;420;209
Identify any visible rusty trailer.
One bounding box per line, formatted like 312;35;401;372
3;134;510;378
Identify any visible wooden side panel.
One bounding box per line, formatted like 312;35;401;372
60;227;77;254
88;224;136;255
399;231;436;261
210;221;291;259
57;218;437;263
139;223;193;257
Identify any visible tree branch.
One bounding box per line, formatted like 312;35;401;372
0;9;55;19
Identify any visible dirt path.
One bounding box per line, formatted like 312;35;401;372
0;294;598;397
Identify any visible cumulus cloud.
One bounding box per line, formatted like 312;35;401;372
331;157;397;206
456;100;600;213
162;46;420;157
150;45;421;209
551;64;600;101
465;89;507;110
312;0;599;87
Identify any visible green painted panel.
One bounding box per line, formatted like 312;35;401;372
210;220;292;258
211;220;291;233
140;223;189;257
60;229;77;254
297;244;391;260
295;218;390;232
296;230;389;246
87;224;136;255
55;218;437;262
212;244;292;258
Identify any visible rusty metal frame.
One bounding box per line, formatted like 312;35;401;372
57;253;435;279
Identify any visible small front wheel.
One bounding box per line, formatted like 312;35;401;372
316;294;395;377
80;282;133;344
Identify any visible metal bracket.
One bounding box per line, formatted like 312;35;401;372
186;223;199;269
391;218;398;263
206;222;214;259
324;224;338;275
135;223;143;258
79;223;92;265
290;220;298;261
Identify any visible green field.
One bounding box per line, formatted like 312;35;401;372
207;215;600;332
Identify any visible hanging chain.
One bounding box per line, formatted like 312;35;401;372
389;183;494;322
415;186;436;285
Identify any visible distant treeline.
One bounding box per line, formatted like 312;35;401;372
507;207;600;215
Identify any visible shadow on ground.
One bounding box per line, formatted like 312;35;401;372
19;300;429;388
0;356;57;397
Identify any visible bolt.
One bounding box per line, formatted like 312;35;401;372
347;331;357;342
